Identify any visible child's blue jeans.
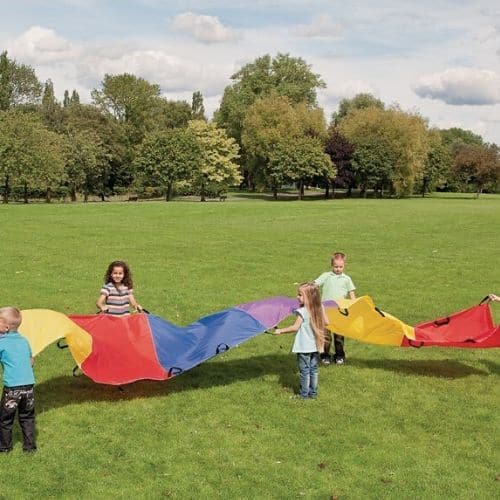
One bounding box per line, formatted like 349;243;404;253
297;352;319;398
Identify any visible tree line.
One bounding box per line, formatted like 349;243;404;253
0;50;498;203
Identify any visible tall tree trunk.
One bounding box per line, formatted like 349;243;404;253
46;187;52;203
273;187;278;200
166;183;172;201
3;176;9;204
298;180;304;200
70;185;77;202
23;182;29;204
324;184;330;199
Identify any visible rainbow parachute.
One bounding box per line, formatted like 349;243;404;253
19;296;499;385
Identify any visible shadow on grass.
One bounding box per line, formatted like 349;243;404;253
348;357;493;378
36;353;496;411
36;354;296;411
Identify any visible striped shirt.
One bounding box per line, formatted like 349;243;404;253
100;283;134;316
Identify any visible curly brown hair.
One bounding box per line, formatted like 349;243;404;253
104;260;134;288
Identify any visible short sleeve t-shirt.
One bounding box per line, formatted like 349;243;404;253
100;283;134;316
0;332;35;387
291;307;318;353
314;272;355;301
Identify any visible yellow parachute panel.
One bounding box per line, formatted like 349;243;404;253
20;309;92;366
326;296;414;346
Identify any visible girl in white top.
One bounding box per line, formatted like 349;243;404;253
274;282;329;399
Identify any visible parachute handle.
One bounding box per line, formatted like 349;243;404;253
374;307;385;317
216;343;229;354
57;339;68;349
339;308;349;317
72;365;81;377
168;367;183;377
479;296;490;305
433;317;450;327
408;340;424;348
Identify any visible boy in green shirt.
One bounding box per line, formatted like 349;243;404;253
314;252;356;364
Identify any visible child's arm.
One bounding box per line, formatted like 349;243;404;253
349;290;356;300
322;306;329;326
129;292;142;312
96;294;109;312
273;315;303;335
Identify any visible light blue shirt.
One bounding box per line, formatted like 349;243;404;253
314;272;356;301
0;332;35;387
291;307;318;353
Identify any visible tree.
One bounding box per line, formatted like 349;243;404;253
64;130;106;202
215;53;325;144
0;109;64;203
63;103;127;197
152;99;192;130
268;137;334;199
331;93;385;126
325;128;355;197
451;143;500;196
135;128;201;201
187;120;241;201
339;106;430;196
0;51;42;111
420;130;451;196
41;79;64;132
91;73;162;144
191;91;206;120
242;94;328;192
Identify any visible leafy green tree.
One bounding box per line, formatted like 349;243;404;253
440;127;484;149
152;99;192;130
0;109;64;203
188;120;241;201
0;51;42;111
420;130;451;196
242;94;327;192
64;130;105;202
339;106;429;196
63;103;126;197
268;137;334;199
191;91;206;120
135;128;201;201
331;93;385;126
41;79;64;132
215;53;325;144
91;73;162;144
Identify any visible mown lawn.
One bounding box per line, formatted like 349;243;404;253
0;195;499;499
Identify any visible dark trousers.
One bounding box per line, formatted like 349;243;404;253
0;385;36;452
322;333;345;359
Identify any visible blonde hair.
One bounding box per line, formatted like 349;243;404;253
298;282;326;352
331;252;346;264
0;307;22;331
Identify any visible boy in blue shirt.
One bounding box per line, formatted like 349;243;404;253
314;252;356;365
0;307;36;453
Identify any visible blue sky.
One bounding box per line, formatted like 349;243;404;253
1;0;499;143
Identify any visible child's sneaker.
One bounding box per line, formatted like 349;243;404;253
320;354;331;365
334;356;345;365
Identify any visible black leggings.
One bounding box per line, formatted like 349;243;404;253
0;385;36;451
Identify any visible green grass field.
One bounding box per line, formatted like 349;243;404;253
1;195;499;499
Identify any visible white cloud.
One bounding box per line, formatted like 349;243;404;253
414;68;500;105
7;26;75;64
173;12;239;44
293;14;343;39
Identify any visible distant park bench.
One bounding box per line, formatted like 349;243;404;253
128;194;138;202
